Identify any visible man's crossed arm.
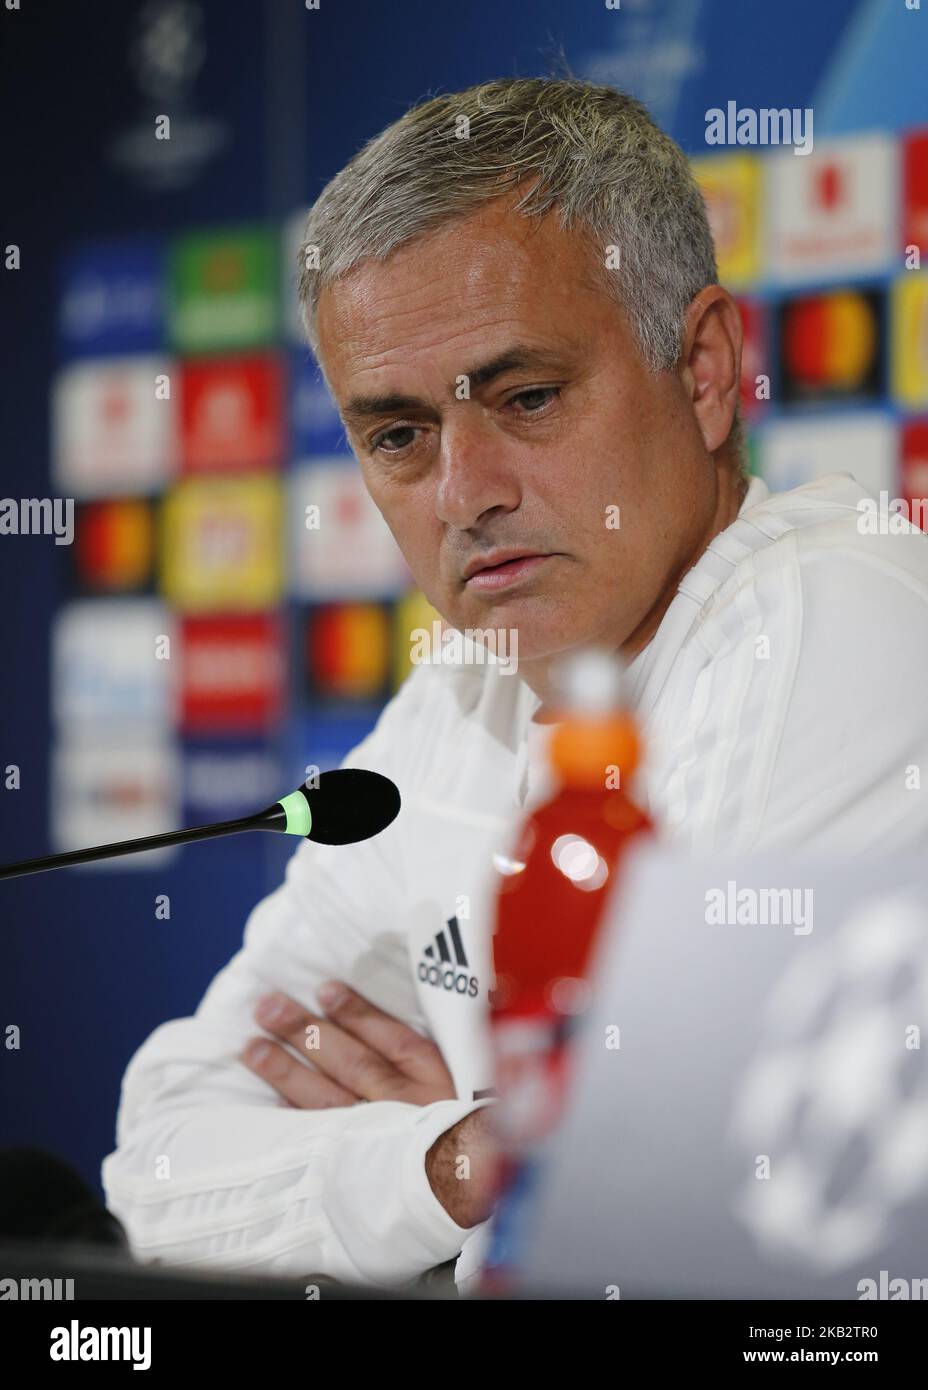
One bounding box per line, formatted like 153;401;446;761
240;982;497;1229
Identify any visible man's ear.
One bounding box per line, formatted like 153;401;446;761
678;286;743;455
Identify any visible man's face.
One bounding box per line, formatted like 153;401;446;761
316;195;723;668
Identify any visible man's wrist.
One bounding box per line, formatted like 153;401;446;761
425;1104;497;1228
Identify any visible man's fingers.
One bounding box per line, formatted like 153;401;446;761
241;1038;358;1109
251;987;456;1102
253;992;405;1101
315;982;453;1086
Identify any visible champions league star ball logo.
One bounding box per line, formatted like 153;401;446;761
727;894;928;1272
108;0;228;192
128;0;206;103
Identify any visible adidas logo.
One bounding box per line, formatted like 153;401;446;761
417;916;479;997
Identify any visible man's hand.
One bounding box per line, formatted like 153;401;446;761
241;982;457;1109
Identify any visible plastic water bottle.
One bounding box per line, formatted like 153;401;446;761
481;647;652;1292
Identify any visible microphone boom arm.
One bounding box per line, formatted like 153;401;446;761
0;770;400;882
0;801;296;881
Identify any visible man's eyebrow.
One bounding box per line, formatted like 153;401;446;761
466;344;571;390
340;344;575;425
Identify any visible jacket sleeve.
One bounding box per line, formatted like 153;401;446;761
101;667;491;1289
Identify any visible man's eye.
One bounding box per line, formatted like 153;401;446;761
368;388;560;453
371;425;417;454
509;387;561;413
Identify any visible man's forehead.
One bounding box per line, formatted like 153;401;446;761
316;209;610;395
322;219;571;328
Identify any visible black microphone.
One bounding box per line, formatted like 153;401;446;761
0;768;401;880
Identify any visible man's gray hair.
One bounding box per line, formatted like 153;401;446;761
298;76;745;469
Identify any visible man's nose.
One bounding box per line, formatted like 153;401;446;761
434;419;521;530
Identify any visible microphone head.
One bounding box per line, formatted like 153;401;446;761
299;768;401;845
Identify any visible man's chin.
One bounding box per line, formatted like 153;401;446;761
475;620;595;674
448;587;600;669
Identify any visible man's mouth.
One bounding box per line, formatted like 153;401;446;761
463;551;554;591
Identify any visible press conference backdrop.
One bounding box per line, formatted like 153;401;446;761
1;0;926;1201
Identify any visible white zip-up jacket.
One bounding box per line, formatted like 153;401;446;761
101;472;928;1291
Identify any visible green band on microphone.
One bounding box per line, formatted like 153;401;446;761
277;791;312;838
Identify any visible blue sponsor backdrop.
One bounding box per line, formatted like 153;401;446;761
0;0;919;1200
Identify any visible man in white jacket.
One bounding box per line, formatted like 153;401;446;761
101;78;928;1292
